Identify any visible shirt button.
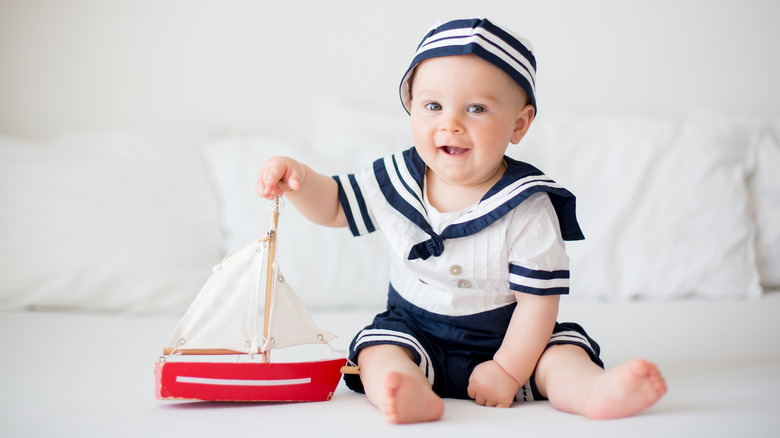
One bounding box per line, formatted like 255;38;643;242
457;279;471;288
449;265;462;276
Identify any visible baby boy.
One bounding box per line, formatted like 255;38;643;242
256;18;666;424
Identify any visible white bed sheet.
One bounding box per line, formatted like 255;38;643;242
2;293;779;438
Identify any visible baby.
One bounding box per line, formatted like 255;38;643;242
256;18;666;424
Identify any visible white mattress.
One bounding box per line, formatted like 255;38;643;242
2;293;779;437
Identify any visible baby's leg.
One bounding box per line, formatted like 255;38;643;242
534;345;666;419
357;344;445;424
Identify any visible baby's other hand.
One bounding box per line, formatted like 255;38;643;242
255;156;306;200
467;360;520;408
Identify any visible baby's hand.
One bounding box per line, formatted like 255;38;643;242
256;156;307;200
467;360;520;408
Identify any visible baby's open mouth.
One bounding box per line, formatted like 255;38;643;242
440;146;469;155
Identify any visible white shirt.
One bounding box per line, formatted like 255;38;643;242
334;147;583;317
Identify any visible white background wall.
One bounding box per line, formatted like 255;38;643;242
1;0;779;139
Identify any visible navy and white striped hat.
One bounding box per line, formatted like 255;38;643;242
400;18;537;114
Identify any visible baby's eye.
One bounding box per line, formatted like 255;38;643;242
425;102;442;111
468;105;486;114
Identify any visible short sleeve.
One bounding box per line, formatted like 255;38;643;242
333;167;378;237
507;192;572;295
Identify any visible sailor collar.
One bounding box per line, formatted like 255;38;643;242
372;147;584;260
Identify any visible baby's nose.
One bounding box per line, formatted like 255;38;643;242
439;112;464;133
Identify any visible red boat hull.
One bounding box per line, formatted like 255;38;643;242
155;358;346;402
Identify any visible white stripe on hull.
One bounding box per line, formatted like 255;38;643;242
176;376;312;386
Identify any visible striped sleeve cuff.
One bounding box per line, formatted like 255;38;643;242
333;174;375;237
509;264;570;295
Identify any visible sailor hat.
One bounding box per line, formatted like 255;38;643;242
399;18;537;114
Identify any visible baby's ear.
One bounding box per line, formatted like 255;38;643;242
510;104;536;144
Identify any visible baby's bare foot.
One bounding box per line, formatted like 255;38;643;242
382;372;444;424
585;359;667;420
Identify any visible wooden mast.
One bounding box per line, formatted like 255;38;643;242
262;197;280;363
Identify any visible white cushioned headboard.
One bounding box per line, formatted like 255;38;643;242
1;108;778;314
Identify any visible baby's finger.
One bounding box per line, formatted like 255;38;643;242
256;165;277;196
255;177;273;199
287;176;301;191
261;166;288;195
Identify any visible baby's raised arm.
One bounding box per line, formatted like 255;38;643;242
256;156;348;228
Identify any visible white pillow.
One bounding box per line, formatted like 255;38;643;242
202;134;390;309
0;131;223;313
310;97;411;160
514;110;762;300
751;120;780;288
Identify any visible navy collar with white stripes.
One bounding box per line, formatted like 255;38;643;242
372;147;584;260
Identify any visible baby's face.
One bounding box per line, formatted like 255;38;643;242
409;54;534;189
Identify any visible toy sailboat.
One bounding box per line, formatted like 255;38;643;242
155;197;353;402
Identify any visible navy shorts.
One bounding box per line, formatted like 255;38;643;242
344;286;603;401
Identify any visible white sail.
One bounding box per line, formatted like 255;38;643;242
262;264;337;352
163;237;337;356
164;240;264;354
